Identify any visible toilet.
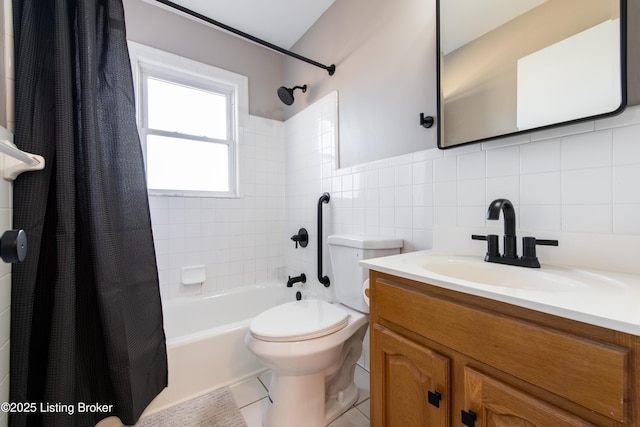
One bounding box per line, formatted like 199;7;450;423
245;234;403;427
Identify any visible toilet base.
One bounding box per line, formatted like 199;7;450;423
325;382;359;425
264;372;325;427
263;372;359;427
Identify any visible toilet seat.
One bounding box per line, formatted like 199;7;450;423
250;300;350;342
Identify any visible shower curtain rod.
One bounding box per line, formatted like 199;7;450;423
154;0;336;76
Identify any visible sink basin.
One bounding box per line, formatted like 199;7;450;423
361;250;640;336
407;254;621;292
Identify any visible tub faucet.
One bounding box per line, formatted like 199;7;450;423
487;198;517;259
287;273;306;287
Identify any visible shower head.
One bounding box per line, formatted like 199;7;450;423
277;85;307;105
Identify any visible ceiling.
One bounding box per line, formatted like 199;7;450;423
151;0;551;58
150;0;336;49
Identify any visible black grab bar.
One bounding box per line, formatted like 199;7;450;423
317;192;331;287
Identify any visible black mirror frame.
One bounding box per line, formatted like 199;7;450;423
436;0;629;150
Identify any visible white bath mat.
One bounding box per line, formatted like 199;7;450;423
133;387;248;427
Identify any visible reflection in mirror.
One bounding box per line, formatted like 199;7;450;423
437;0;626;148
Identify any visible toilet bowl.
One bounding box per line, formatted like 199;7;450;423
245;300;368;427
245;234;402;427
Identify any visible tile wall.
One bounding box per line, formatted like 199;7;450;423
149;115;287;300
284;93;640;295
0;0;12;425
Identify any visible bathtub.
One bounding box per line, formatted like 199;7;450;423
142;283;294;416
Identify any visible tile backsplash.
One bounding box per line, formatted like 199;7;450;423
152;92;640;300
284;94;640;293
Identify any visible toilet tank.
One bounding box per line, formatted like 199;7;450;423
328;234;403;313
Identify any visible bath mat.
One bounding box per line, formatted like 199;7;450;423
133;387;248;427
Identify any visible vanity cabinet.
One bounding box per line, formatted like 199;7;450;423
372;325;450;426
369;270;640;427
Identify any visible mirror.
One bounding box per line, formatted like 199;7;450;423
437;0;627;148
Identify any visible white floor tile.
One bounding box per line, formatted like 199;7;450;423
356;399;370;419
328;407;370;427
354;364;370;404
240;399;268;427
230;377;268;408
257;371;272;389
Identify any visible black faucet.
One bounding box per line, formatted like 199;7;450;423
287;273;306;287
472;198;558;268
487;198;517;259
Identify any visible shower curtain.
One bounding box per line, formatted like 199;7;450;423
10;0;167;426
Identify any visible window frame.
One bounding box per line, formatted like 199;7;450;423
128;41;247;198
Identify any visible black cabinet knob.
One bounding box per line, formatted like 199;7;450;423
461;409;477;427
427;390;442;408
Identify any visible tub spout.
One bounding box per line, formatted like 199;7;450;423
287;273;306;287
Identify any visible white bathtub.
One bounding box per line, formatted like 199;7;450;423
143;283;294;416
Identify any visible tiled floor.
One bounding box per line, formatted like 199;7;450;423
230;364;371;427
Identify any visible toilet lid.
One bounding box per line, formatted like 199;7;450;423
249;299;350;342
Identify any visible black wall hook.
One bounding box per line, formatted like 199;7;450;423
420;113;435;128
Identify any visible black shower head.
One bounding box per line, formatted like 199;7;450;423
277;85;307;105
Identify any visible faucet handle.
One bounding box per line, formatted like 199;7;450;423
290;228;309;248
522;237;558;264
471;234;500;258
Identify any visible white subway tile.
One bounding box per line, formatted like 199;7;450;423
458;206;486;228
457;151;486;180
486;145;520;177
379;187;395;208
520;139;561;174
433;206;457;227
613;204;640;233
457;179;485;207
521;172;561;205
613;164;640;204
394;207;412;228
562;167;611;205
394;185;413;207
561;129;612;170
562;204;612;233
519;205;562;231
378;167;395;188
379;207;395;228
612;123;640;165
412;207;432;230
395;164;413;186
486;176;520;206
412;162;427;184
433;180;457;207
433;155;457;182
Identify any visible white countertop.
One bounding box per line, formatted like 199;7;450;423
361;250;640;336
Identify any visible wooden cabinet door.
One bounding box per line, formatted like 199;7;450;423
462;367;596;427
371;324;450;427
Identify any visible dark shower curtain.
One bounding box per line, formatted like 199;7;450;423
10;0;167;426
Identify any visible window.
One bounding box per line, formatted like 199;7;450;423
129;42;247;197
